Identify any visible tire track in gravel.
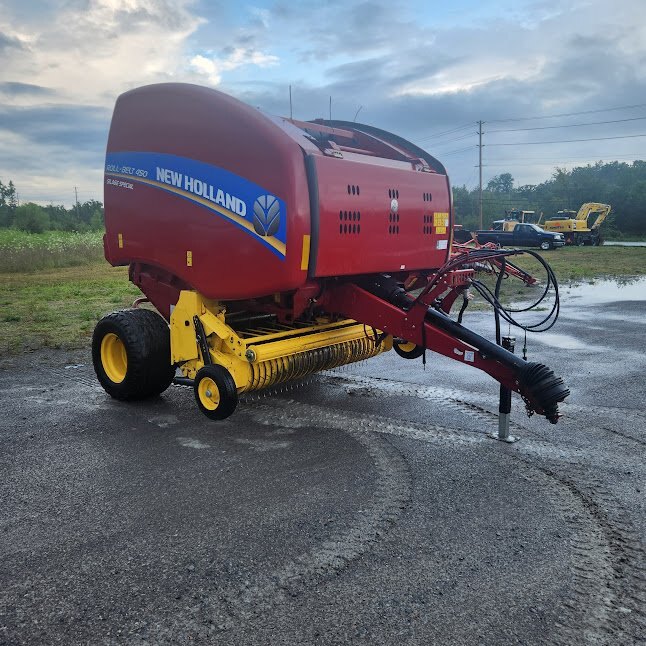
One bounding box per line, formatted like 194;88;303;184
250;398;644;645
204;402;413;633
321;371;646;450
514;461;646;645
59;364;645;642
318;372;646;642
561;407;646;447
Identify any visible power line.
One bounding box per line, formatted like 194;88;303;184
418;122;473;141
484;153;644;162
487;133;646;146
440;145;476;156
487;102;646;124
488;115;646;133
428;132;476;147
483;156;645;167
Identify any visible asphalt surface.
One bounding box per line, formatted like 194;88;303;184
1;280;645;645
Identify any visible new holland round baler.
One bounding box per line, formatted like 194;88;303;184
93;83;568;422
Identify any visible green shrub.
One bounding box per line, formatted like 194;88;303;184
14;203;50;233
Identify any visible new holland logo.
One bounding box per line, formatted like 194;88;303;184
253;194;280;237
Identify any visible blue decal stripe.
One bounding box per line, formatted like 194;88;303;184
107;172;286;257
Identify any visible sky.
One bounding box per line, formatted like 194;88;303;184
1;0;646;206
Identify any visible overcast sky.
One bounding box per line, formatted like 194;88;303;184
1;0;645;206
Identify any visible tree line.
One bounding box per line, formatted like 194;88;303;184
2;160;646;237
0;180;104;233
454;160;646;236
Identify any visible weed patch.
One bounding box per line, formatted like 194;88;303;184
0;230;104;272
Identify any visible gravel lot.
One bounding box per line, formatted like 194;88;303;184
1;280;645;645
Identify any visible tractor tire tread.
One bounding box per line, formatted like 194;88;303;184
92;308;175;401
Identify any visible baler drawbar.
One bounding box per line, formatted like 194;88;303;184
93;83;569;423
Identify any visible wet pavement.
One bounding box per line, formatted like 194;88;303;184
1;279;645;645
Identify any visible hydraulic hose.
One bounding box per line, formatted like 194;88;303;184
360;274;570;423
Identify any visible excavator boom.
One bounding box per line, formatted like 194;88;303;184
543;202;611;245
575;202;611;230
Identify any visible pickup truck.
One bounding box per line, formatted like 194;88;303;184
455;223;566;250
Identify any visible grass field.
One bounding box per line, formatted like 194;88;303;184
511;245;646;281
0;242;645;356
0;229;104;273
0;264;139;355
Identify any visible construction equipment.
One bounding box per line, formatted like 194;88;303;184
542;202;611;245
93;83;569;423
492;209;538;231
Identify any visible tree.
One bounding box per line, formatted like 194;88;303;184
0;179;17;227
89;209;104;230
14;203;50;233
7;181;17;209
486;173;514;193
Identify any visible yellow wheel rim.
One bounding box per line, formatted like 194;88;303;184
398;341;417;353
100;333;127;384
198;377;220;411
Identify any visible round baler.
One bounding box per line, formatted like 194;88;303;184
94;83;569;422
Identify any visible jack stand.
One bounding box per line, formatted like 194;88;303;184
489;335;519;443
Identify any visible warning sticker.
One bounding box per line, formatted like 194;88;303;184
464;351;475;362
433;212;449;227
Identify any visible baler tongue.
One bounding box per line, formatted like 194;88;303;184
421;307;570;423
325;275;569;423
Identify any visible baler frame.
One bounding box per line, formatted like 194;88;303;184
168;290;390;418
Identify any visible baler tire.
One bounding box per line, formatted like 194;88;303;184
194;365;238;420
92;309;175;401
393;339;425;360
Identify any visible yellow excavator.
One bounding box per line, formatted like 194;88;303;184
540;203;611;246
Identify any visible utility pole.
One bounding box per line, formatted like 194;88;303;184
329;96;332;122
478;120;484;229
289;85;293;119
74;186;80;219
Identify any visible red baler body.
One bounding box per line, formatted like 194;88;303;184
104;83;451;308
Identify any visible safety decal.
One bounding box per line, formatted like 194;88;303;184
105;151;286;258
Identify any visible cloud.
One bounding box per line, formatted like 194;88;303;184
0;30;25;52
190;48;279;86
2;0;646;202
0;82;56;97
0;0;205;203
226;0;646;188
0;0;203;106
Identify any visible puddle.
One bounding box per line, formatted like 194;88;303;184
527;332;592;350
563;310;646;325
560;277;646;306
602;241;646;247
